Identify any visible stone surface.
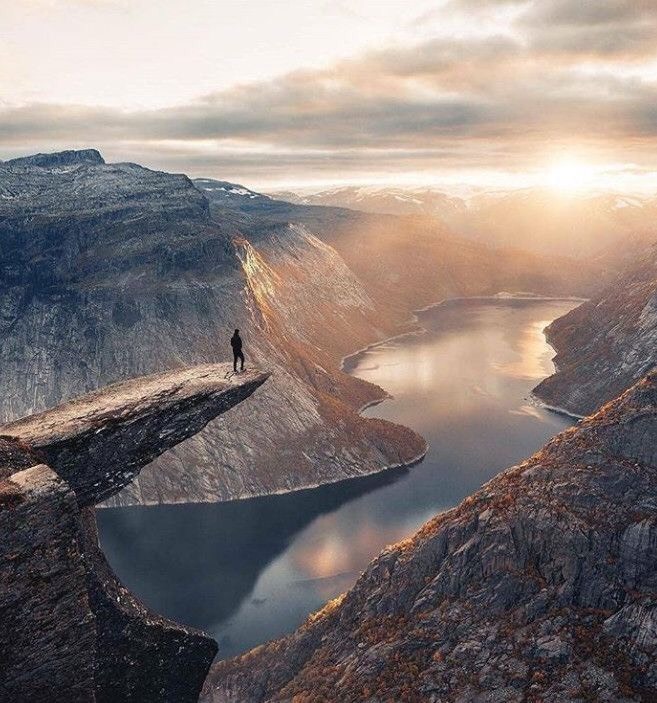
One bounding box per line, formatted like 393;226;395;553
80;508;218;703
0;465;96;702
0;363;267;702
203;372;657;702
0;436;41;480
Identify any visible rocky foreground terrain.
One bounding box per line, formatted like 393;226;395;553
204;371;657;702
0;363;266;701
534;244;657;416
0;149;603;505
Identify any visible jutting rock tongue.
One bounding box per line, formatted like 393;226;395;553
0;364;269;506
0;363;268;703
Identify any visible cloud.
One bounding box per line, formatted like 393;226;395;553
519;0;657;57
2;0;657;185
523;0;657;27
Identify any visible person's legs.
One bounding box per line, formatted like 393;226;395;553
233;352;238;372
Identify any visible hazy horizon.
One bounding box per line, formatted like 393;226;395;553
2;0;657;194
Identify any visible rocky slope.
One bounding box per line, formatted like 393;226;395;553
198;177;606;318
204;370;657;702
0;363;266;702
1;150;603;506
534;244;657;416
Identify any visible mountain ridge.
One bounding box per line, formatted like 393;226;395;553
271;184;657;261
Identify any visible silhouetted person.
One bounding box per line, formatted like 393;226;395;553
231;329;245;372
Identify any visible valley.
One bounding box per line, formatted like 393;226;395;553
0;150;601;507
3;149;657;702
99;298;576;660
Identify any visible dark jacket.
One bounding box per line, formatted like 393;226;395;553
231;334;242;353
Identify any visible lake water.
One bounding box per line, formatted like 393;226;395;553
97;298;578;659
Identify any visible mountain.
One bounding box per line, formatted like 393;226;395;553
534;244;657;416
197;178;605;318
270;185;466;219
203;370;657;702
0;363;266;702
0;150;426;506
0;150;603;506
452;189;657;261
273;185;657;261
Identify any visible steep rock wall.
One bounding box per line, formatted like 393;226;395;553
534;244;657;415
0;364;266;701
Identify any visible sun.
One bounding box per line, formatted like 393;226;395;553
546;158;596;194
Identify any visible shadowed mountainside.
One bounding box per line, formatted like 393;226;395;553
534;244;657;416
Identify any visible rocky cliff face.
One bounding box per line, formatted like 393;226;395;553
204;371;657;702
534;244;657;416
199;178;607;320
1;150;603;506
0;363;266;702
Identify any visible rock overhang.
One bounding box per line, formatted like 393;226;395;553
0;363;269;702
0;364;269;506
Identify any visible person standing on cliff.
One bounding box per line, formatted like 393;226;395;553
231;329;245;372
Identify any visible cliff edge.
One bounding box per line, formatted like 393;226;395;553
0;364;267;702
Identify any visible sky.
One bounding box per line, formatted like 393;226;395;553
1;0;657;192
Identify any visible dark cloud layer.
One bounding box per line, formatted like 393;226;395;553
2;0;657;184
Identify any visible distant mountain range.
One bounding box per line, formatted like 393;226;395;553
272;185;657;261
271;185;466;219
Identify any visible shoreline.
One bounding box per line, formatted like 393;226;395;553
528;393;585;420
102;446;429;510
414;293;587;315
531;321;585;420
342;292;586;373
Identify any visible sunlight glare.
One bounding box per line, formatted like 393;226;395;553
546;158;597;194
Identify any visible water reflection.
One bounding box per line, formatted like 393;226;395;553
98;298;578;659
97;466;406;653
